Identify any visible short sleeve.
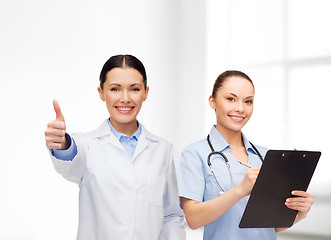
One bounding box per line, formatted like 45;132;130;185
176;145;205;202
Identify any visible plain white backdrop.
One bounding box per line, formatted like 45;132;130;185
0;0;330;239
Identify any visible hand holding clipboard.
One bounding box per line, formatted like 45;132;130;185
239;150;321;228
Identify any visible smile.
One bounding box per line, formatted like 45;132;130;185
116;106;134;112
229;115;245;122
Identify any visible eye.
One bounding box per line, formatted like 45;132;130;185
227;97;235;102
110;88;119;92
131;88;140;92
245;99;253;104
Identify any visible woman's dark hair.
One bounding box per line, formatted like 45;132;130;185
212;70;254;98
99;54;147;89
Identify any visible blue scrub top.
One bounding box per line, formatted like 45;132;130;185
177;126;277;240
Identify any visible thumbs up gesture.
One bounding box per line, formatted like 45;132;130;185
45;100;69;150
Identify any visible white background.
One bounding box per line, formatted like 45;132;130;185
0;0;330;239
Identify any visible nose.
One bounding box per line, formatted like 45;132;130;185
235;102;244;113
120;90;131;103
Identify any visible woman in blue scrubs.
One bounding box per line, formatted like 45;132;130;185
176;70;313;239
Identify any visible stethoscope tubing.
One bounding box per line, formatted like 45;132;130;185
206;134;263;193
207;151;234;193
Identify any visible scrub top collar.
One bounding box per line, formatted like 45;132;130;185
209;126;259;156
208;126;230;152
242;132;260;156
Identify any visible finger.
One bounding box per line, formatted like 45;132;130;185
286;197;312;205
45;126;66;146
45;129;66;140
285;196;313;209
45;134;66;143
53;99;65;121
286;199;313;209
285;202;311;212
46;142;63;149
248;167;260;172
47;120;66;131
246;167;260;174
287;198;312;204
291;190;313;198
247;168;260;177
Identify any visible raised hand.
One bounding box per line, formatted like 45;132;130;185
45;99;69;150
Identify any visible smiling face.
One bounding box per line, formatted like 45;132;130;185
98;67;149;134
209;76;254;135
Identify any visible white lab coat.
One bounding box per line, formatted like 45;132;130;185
50;120;186;240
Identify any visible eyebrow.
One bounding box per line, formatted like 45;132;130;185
108;83;142;87
130;83;142;87
227;92;254;99
108;83;121;87
227;92;238;97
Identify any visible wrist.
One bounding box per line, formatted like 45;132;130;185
60;133;71;150
297;212;308;221
233;185;247;199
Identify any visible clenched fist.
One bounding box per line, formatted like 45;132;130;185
45;99;69;150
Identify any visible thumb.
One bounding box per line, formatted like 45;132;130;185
53;99;65;121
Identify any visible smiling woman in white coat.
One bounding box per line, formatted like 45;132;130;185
44;54;186;240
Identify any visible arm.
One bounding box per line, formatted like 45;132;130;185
162;147;186;240
275;190;314;233
181;167;260;230
45;100;86;183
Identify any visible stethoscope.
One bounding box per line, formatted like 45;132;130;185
207;135;264;194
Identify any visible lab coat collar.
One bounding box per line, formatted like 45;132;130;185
88;120;112;138
88;120;124;153
88;120;159;160
133;124;160;160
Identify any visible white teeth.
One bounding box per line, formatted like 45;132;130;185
117;107;132;111
231;116;243;120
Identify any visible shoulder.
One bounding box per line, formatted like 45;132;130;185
183;138;208;153
250;143;269;158
179;138;209;165
85;120;110;137
71;120;110;141
242;133;269;158
141;124;173;148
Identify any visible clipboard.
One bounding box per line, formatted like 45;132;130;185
239;149;321;228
